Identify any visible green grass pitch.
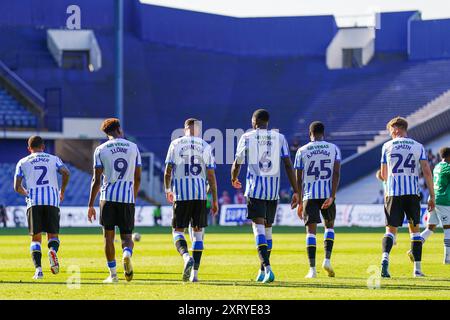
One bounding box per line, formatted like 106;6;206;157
0;226;448;300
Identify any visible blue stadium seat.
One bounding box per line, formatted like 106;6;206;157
0;88;38;129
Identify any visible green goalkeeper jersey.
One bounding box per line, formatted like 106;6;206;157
433;161;450;206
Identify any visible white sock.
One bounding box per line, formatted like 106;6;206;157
192;269;199;278
324;258;331;265
182;252;190;262
310;267;317;273
252;223;266;238
109;267;117;276
36;266;42;272
265;227;272;240
414;261;422;272
264;265;272;273
421;228;434;243
444;229;450;259
123;250;132;259
382;252;389;262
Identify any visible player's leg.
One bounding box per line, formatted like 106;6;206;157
322;219;335;277
421;209;438;243
381;196;401;278
259;222;273;280
27;206;43;279
303;200;321;278
305;223;317;278
172;201;194;281
407;216;436;263
261;200;277;283
444;225;450;264
321;200;336;277
31;233;43;279
247;198;272;283
119;203;135;282
46;206;61;275
435;205;450;264
190;226;204;282
100;201;118;283
405;195;425;277
189;200;208;282
381;225;397;278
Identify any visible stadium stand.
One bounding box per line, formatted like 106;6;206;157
0;87;37;128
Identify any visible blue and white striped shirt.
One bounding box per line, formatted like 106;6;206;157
165;136;215;201
15;152;66;209
235;129;290;201
294;141;341;200
381;137;426;197
94;138;142;204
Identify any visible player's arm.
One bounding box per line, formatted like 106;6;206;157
134;165;142;199
13;175;28;196
164;163;174;203
231;160;242;189
322;147;341;210
231;135;246;189
206;168;219;215
87;167;103;222
296;168;304;219
380;163;388;182
58;166;70;203
420;159;435;212
323;160;341;209
282;157;299;209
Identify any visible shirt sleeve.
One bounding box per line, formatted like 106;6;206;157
55;157;67;172
280;135;290;158
235;135;247;164
293;149;304;169
380;144;387;164
205;145;216;169
136;146;142;167
15;161;23;178
165;142;176;165
93;148;103;168
335;145;342;162
419;145;427;161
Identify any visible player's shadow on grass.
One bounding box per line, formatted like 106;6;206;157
185;279;450;291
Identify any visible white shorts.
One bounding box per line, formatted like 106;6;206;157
428;205;450;226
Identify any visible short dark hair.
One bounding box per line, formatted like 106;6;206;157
439;147;450;159
28;136;44;149
387;116;408;131
309;121;325;136
101;118;121;134
184;118;200;128
252;109;270;123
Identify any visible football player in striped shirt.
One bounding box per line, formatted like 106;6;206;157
407;147;450;265
294;121;341;278
87;118;142;283
14;136;70;280
164;118;218;282
379;117;435;278
231;109;299;284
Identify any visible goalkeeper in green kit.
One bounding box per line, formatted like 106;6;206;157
408;147;450;264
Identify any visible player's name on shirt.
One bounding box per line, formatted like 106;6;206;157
236;129;290;201
294;141;341;201
15;152;65;209
166;136;215;202
94;138;142;204
381;137;426;197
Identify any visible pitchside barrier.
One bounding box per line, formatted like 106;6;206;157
3;204;431;228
